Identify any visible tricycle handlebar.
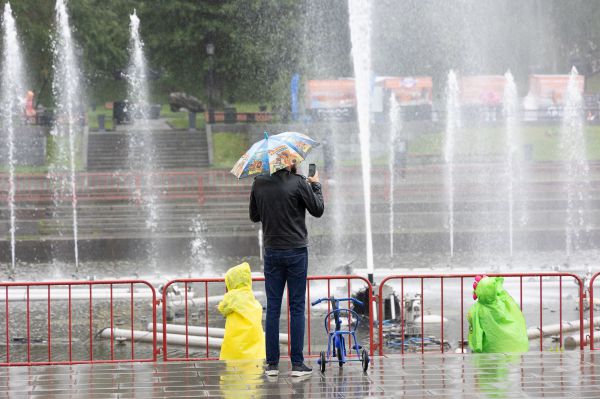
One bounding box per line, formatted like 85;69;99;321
310;297;363;307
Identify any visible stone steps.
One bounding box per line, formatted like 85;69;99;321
87;131;209;171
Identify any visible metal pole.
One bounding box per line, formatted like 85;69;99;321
188;112;196;131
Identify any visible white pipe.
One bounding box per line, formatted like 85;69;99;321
99;327;223;349
527;318;600;339
149;323;288;345
414;315;449;324
564;333;600;350
0;288;153;302
164;291;264;307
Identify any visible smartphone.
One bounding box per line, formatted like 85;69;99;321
308;163;316;177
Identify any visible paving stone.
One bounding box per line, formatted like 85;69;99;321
2;352;600;398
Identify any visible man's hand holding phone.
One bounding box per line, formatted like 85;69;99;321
307;170;319;184
307;163;319;184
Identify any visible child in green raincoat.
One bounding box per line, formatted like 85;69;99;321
467;276;529;353
217;262;266;360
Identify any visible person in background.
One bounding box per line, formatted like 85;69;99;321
395;138;408;179
24;90;36;124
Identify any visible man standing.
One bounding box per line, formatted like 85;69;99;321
250;163;324;377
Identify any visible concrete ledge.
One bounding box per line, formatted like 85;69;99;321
2;228;600;263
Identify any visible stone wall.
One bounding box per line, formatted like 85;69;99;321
0;126;48;166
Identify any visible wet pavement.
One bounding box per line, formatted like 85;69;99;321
0;351;599;398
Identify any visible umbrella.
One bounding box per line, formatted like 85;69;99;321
230;131;319;179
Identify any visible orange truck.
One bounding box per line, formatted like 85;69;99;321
523;74;586;121
378;76;433;105
377;76;433;121
305;79;357;121
305;79;356;109
305;79;356;120
305;77;434;121
527;74;584;105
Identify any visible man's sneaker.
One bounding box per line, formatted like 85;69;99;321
291;363;313;377
265;364;279;376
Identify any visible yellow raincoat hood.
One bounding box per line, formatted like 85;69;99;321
217;262;265;360
225;261;252;291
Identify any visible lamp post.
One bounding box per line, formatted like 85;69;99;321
206;42;215;110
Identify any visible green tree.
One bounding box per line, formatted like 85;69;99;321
68;0;134;103
138;0;305;104
12;0;600;108
9;0;309;105
9;0;53;105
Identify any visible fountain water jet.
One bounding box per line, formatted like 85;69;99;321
444;71;460;258
189;215;213;277
1;3;27;275
50;0;83;272
560;67;591;259
388;94;402;258
126;10;159;268
347;0;374;280
503;71;521;258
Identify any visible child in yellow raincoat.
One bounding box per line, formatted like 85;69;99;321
217;262;266;360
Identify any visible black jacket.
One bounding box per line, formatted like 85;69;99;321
249;169;324;249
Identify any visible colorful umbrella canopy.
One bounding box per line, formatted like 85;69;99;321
231;131;319;179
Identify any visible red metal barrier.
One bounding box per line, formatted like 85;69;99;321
590;272;600;350
0;272;593;366
161;275;374;362
7;166;600;209
377;272;585;356
0;280;157;366
4;162;600;204
196;166;600;206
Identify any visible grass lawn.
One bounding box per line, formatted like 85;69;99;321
0;165;48;173
212;132;249;168
210;123;600;168
46;134;85;171
409;125;600;161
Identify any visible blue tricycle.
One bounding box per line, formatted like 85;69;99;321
311;296;370;373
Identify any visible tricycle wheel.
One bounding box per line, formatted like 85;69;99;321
336;337;344;367
361;349;370;372
320;351;326;373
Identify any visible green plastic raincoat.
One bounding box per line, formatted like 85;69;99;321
467;277;529;353
218;262;266;360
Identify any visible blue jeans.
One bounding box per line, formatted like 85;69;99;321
264;247;308;365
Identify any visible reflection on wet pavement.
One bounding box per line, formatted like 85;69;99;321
0;351;599;398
